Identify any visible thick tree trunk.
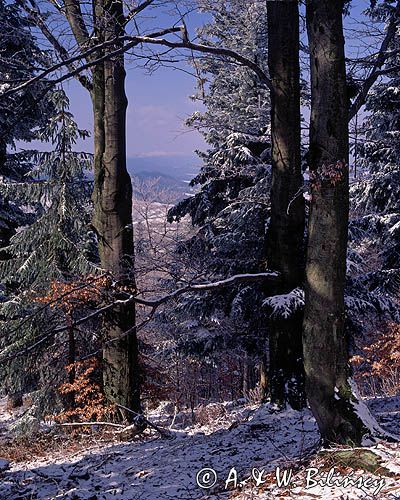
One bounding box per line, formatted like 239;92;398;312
266;0;306;410
303;0;377;444
91;0;140;415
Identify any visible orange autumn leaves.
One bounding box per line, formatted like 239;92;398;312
58;359;114;424
309;160;347;191
34;276;115;423
351;322;400;396
34;275;111;315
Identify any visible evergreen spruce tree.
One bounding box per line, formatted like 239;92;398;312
0;90;98;407
0;0;53;250
1;90;97;289
347;0;400;328
167;0;273;390
170;0;271;272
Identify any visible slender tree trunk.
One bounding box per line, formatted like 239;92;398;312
0;140;5;172
66;320;76;409
259;351;268;397
303;0;378;444
242;352;250;398
91;0;140;415
266;0;306;410
0;140;14;253
0;140;8;251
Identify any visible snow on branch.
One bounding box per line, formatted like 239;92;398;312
134;272;279;308
0;272;279;364
263;287;305;319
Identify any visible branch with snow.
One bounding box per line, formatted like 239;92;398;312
263;287;304;320
0;272;279;364
134;272;279;308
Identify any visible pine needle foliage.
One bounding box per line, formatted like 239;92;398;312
0;90;98;400
348;1;400;330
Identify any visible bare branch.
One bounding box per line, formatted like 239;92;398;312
0;272;278;363
135;30;272;89
124;0;155;26
349;0;400;121
0;28;182;99
0;28;272;99
17;0;93;91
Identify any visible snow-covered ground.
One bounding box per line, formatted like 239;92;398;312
0;396;398;499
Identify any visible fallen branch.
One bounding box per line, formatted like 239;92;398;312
116;403;172;439
57;420;148;439
57;421;125;429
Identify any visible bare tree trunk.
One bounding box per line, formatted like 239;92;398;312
266;0;306;410
259;351;268;397
303;0;375;444
66;321;76;410
91;0;140;415
0;140;9;251
242;352;250;398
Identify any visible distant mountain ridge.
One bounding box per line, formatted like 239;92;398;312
127;155;199;193
84;155;200;195
131;170;187;192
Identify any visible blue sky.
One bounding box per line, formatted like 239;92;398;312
65;49;207;160
26;1;375;168
63;7;210;163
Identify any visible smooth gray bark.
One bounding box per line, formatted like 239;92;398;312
304;0;371;444
266;0;306;410
90;0;140;416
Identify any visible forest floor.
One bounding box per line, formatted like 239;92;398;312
0;396;399;499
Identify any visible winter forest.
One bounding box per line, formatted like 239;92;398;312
0;0;399;498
